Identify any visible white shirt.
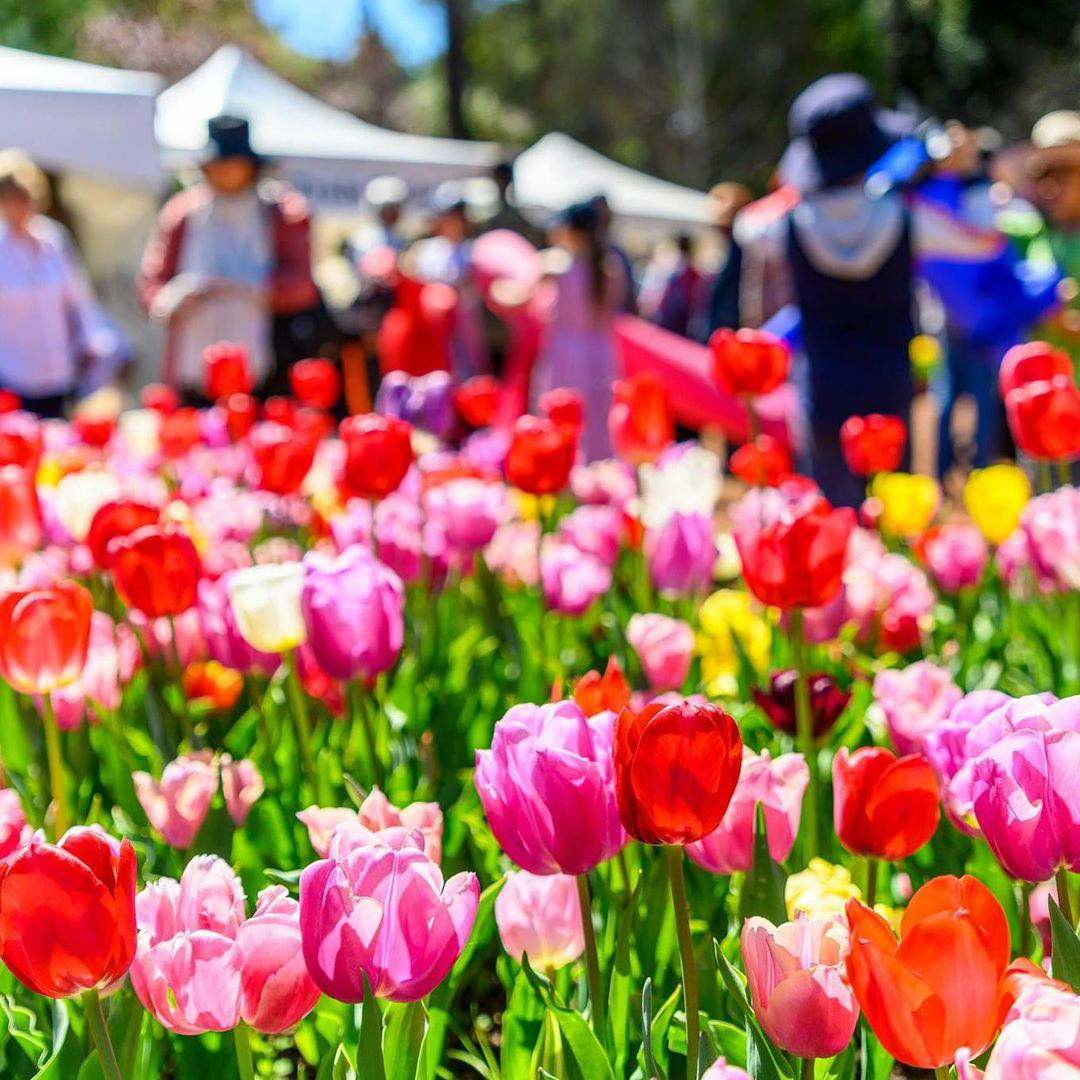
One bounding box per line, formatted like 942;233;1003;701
0;217;99;396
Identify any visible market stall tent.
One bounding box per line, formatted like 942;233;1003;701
155;45;499;211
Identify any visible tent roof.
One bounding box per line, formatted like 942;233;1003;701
0;46;163;187
512;132;713;229
156;46;498;178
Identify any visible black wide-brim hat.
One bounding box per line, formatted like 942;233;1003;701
198;115;265;166
779;74;913;192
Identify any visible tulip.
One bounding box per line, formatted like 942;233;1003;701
979;978;1080;1079
741;915;859;1059
869;472;940;537
609;371;674;465
833;746;940;862
220;756;263;826
999;341;1073;398
639;444;723;528
572;657;631;717
558;504;623;567
140;383;178;414
197;575;277;675
540;387;585;440
134;752;219;849
86;499;160;569
1006;376;1080;461
0;827;136;998
842;540;935;654
729;434;792;487
845;875;1010;1069
222;392;258;441
752;669;850;739
159;407;203;459
0;411;41;469
301;547;404;680
495;870;585;971
290;358;340;410
540;540;612;615
645;510;718;596
872;660;962;756
786;858;862;921
204;341;252;399
454;375;500;428
840;413;907;477
340;414;414;499
710;327;790;398
964;464;1031;546
228;562;306;654
626;613;694;692
702;1062;751;1080
687;749;808;874
476;701;626;874
0;581;92;696
698;589;772;696
570;457;635;507
108;524;202;618
182;658;243;708
54;470;121;542
250;421;316;495
424;478;508;554
0;465;41;567
299;830;479;1003
919;523;988;592
505;415;576;495
0;788;28;860
73;412;115;448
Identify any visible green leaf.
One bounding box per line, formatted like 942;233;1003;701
706;1020;747;1069
739;804;788;926
859;1023;893;1080
816;1045;856;1080
647;981;682;1080
712;939;754;1023
75;1051;104;1080
607;870;642;1075
500;969;544;1080
641;978;664;1080
32;1000;78;1080
745;1015;793;1080
359;979;387;1080
1050;897;1080;991
383;1001;426;1080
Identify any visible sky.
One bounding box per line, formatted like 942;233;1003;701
253;0;447;66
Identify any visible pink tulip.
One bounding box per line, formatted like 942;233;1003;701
0;788;28;860
197;575;278;675
220;756;263;826
299;830;479;1003
558;505;623;567
540;540;612;615
424;478;507;554
297;806;360;856
921;523;988;593
372;495;423;584
971;728;1080;882
475;701;626;875
687;749;808;874
872;661;962;756
484;521;540;587
494;870;584;971
740;915;860;1059
133;753;219;849
570;459;637;509
626;613;695;692
702;1062;752;1080
980;978;1080;1078
645;510;717;596
842;544;935;653
1020;487;1080;592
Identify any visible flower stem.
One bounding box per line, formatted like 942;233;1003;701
1020;881;1033;957
575;873;605;1037
789;608;818;861
82;989;123;1080
41;694;69;838
865;858;878;909
935;1067;951;1080
664;845;700;1080
1057;460;1071;490
1056;866;1075;930
234;1020;255;1080
349;679;383;787
801;1059;815;1080
285;650;316;789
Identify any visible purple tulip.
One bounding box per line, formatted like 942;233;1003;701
645;510;717;595
197;575;278;675
540;541;611;615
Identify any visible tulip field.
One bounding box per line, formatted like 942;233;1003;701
3;339;1080;1080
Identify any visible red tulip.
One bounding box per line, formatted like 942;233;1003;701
340;414;414;499
72;413;115;449
108;525;202;617
608;371;674;465
290;358;340;410
292;406;335;445
0;582;93;694
453;376;500;429
730;434;792;487
1006;376;1080;461
833;746;940;860
203;341;252;400
224;393;259;441
140;383;179;415
710;327;790;397
840;414;907;477
0;827;137;998
540;388;585;441
505;415;576;495
732;487;855;610
159;408;202;459
0;389;20;414
846;875;1010;1068
572;657;631;717
263;396;296;427
0;465;41;568
614;701;743;845
250;421;316;495
999;341;1073;398
86;500;160;569
0;412;42;470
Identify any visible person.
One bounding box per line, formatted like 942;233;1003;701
138;115;319;402
530;200;629;460
484;161;544;247
0;151;121;417
640;234;701;338
698;181;752;340
348;175;409;259
589;194;638;314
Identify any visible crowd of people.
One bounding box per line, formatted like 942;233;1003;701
1;74;1079;503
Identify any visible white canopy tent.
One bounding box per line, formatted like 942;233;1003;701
155;46;500;212
512;132;713;232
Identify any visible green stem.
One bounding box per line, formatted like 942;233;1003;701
1057;459;1071;490
81;989;123;1080
575;873;605;1037
665;846;700;1080
350;680;383;787
234;1020;255;1080
789;608;818;861
1056;866;1075;930
1020;881;1033;957
1038;459;1053;495
935;1067;951;1080
285;650;316;789
865;858;878;910
801;1059;815;1080
41;695;69;838
168;614;195;747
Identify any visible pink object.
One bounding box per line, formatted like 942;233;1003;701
740;915;860;1059
687;749;808;874
922;523;988;593
702;1062;752;1080
424;478;508;554
133;753;219;849
221;757;263;826
842;545;935;654
197;574;278;675
0;788;28;860
299;829;478;1003
540;539;611;615
494;870;584;971
645;510;718;596
979;978;1080;1078
872;661;962;756
484;521;540;587
373;495;423;584
475;701;626;875
558;504;623;568
626;613;695;692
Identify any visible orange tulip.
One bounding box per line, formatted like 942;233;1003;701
0;583;93;695
0;465;41;568
845;874;1010;1069
572;657;630;717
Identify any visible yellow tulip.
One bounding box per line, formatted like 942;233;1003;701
870;472;940;537
964;463;1031;546
786;858;900;930
227;562;308;653
697;589;771;696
